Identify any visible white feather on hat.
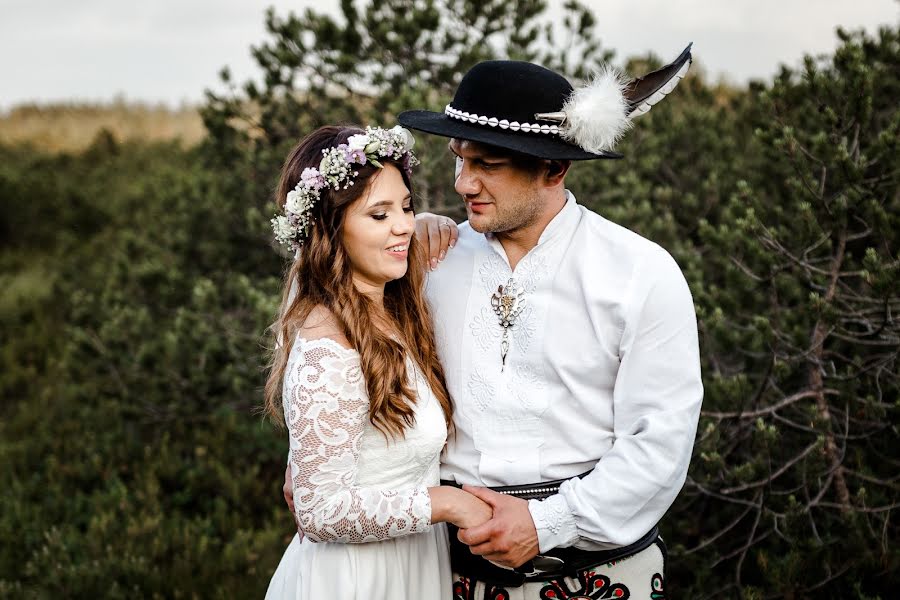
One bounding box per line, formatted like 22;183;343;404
558;66;633;155
536;44;693;154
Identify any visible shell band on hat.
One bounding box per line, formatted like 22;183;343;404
441;44;693;155
444;105;563;135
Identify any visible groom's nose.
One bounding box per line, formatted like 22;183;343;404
454;159;482;197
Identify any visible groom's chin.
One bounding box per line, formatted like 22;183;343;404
467;216;493;233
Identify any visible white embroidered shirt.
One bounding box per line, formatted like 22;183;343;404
426;192;703;552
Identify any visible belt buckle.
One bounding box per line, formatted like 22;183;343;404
516;554;566;577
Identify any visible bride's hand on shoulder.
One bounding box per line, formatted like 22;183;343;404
414;213;458;271
429;486;492;529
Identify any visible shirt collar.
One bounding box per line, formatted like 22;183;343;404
483;190;580;268
484;190;580;248
537;190;579;246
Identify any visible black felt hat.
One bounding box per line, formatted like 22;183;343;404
399;45;693;161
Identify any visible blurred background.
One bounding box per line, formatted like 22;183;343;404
1;1;898;597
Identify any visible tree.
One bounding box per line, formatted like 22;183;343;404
684;25;899;597
201;0;612;221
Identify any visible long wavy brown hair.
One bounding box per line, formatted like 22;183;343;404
264;125;452;438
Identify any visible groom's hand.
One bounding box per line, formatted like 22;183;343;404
283;465;295;514
457;485;539;568
283;465;303;538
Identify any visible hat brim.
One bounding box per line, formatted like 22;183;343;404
398;110;622;161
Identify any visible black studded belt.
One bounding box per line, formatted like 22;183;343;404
441;473;660;585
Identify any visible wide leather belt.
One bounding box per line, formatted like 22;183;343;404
441;474;659;585
440;471;591;501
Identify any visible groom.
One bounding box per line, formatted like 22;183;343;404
287;49;702;599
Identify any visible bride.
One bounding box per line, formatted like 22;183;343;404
263;125;491;599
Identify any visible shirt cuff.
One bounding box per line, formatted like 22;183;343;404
528;494;579;552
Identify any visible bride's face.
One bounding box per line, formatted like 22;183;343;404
341;164;416;294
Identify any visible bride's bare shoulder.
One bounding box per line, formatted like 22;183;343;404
298;305;352;349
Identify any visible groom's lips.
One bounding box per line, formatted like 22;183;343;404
467;201;490;214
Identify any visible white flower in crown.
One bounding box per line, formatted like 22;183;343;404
391;125;415;153
271;215;295;246
285;190;303;215
272;126;419;251
346;134;369;151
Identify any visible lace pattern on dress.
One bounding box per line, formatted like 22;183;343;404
284;336;432;543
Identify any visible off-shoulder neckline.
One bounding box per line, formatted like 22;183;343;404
296;335;360;356
296;334;411;359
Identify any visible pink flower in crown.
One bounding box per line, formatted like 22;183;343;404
300;167;326;191
343;146;367;165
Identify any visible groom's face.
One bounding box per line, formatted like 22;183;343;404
449;139;544;235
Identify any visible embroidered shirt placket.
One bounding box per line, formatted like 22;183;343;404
461;220;566;485
468;241;553;404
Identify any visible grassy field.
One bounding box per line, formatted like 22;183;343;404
0;100;206;153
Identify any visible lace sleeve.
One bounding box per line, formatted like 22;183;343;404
284;336;433;543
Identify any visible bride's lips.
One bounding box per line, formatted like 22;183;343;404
386;243;409;259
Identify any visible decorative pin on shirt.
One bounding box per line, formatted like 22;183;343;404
490;278;526;371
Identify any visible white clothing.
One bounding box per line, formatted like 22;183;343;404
451;539;666;599
266;336;452;599
426;191;703;554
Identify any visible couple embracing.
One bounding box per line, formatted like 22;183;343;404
264;50;702;600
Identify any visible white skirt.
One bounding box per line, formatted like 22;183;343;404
266;524;451;600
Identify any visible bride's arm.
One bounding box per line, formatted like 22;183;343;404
414;213;458;271
283;463;491;535
284;335;489;543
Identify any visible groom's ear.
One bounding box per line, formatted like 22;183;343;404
542;160;570;186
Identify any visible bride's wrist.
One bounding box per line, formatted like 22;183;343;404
428;486;459;524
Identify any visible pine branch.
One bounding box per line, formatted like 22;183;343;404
702;389;833;419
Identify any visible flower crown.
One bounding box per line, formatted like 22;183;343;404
271;126;419;251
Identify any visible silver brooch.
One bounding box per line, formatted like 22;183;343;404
490;278;526;371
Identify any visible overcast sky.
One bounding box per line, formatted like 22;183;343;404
1;0;897;109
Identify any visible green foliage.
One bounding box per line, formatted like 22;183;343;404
678;25;900;597
1;2;897;597
0;139;289;597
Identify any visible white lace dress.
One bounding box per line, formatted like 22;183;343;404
266;336;451;599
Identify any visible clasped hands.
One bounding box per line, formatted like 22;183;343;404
455;484;541;569
282;465;539;568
